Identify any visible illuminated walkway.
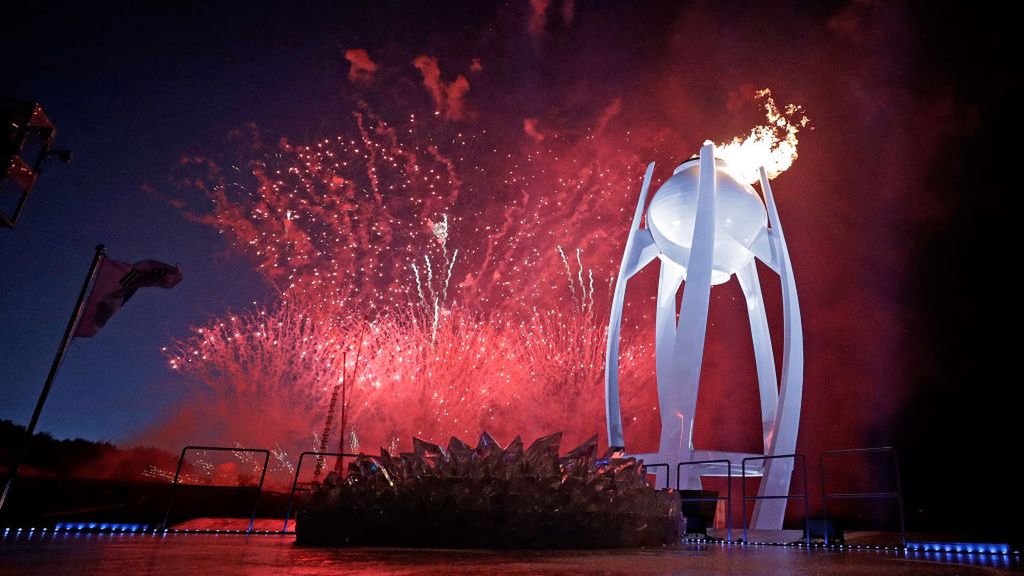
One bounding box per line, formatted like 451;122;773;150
1;532;1020;575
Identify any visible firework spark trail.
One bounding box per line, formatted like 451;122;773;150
425;146;462;219
231;442;265;479
575;249;586;314
142;465;178;482
424;255;435;307
557;246;575;303
271;443;294;475
347;430;360;453
411;261;425;305
445;248;458;304
434;214;458;304
464;192;526;302
431;298;440;343
588;268;594;314
354;111;388;224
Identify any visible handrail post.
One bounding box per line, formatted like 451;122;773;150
819;450;829;544
726;461;732;542
161;446;189;530
893;449;906;546
248;450;271;533
742;458;749;544
676;459;733;542
800;454;809;546
282;455;306;533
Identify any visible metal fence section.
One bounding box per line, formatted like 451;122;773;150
677;459;733;541
640;462;670;490
741;453;809;545
282;451;359;533
161;445;270;533
820;446;905;545
152;444;904;542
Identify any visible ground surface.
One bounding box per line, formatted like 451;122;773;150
1;533;1020;575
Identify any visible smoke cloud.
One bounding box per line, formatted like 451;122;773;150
345;48;377;83
413;55;470;121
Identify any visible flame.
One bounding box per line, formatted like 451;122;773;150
712;88;810;185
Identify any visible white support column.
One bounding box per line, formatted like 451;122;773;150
751;166;804;530
652;258;685;489
736;261;779;452
605;162;657;448
665;143;718;490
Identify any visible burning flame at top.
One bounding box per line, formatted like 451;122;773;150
712;89;811;185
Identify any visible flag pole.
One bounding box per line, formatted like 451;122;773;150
0;244;106;513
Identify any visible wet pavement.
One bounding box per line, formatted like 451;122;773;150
1;532;1020;575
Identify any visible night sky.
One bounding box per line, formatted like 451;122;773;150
1;1;1019;538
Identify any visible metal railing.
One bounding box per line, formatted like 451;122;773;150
742;453;809;545
820;446;905;545
161;445;270;533
282;451;359;533
152;444;901;543
677;459;732;541
640;462;670;490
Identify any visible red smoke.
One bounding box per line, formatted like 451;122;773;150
523;118;544;141
413;55;470;121
345;48;378;83
528;0;550;40
529;0;574;39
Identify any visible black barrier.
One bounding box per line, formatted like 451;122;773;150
282;451;359;533
677;459;732;541
820;446;905;545
161;446;270;533
741;453;809;545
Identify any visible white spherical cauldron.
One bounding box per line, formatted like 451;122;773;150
646;158;766;285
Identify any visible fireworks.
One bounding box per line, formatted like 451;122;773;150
166;84;805;473
174;108;462;312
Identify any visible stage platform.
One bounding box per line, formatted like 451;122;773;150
1;531;1019;575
